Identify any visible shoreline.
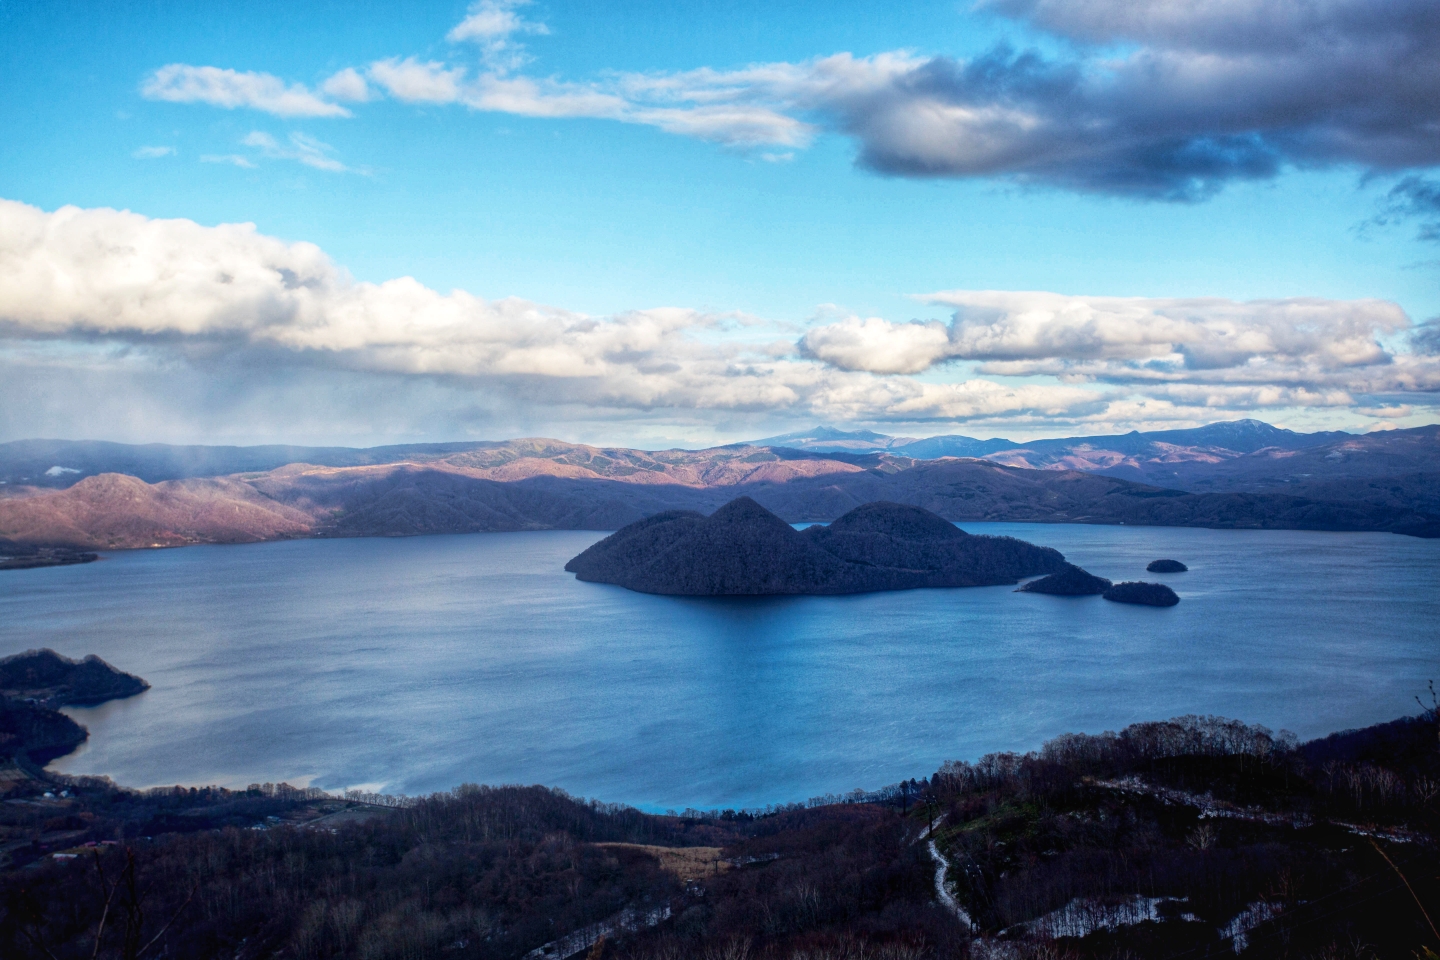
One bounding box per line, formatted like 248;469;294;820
40;702;1432;818
7;510;1439;566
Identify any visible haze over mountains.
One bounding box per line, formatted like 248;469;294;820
758;420;1377;488
0;420;1436;551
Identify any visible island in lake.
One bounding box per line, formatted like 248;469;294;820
1147;558;1188;573
565;496;1067;595
1103;581;1182;606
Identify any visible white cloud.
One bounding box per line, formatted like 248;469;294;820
462;74;632;120
200;154;257;168
320;67;372;103
241;131;354;172
0;198;1101;425
2;198;1433;437
448;0;546;42
799;291;1431;404
799;316;952;375
132;145;175;159
448;0;550;72
368;58;468;104
141;64;350;118
359;62;814;145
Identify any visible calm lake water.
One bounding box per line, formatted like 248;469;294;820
1;524;1437;810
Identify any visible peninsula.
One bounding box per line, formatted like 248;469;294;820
0;649;149;707
0;540;97;571
0;650;148;772
1017;563;1112;595
565;497;1066;595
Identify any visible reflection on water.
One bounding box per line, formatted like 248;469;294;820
2;523;1437;810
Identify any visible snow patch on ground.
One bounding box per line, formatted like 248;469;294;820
1220;900;1283;954
1006;895;1196;940
927;838;973;930
1092;776;1420;842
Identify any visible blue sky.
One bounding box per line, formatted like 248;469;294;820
2;0;1438;446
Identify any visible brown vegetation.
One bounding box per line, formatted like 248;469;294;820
0;473;311;549
597;844;730;881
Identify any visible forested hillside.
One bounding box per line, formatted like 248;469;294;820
3;701;1435;960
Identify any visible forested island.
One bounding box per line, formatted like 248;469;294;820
1;682;1435;960
1147;559;1188;573
565;498;1067;595
1103;581;1183;606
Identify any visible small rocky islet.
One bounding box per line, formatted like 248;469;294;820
1147;558;1188;573
1103;581;1182;606
1017;566;1182;606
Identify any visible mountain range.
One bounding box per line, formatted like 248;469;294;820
755;420;1385;487
0;421;1436;550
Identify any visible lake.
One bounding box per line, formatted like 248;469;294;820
1;524;1436;811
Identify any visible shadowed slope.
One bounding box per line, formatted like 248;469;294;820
806;501;1068;587
565;498;1066;596
566;498;855;595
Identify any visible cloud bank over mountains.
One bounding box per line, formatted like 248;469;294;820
141;0;1440;201
0;199;1098;433
1;198;1435;443
800;291;1433;413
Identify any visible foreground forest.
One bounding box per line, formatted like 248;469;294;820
1;696;1436;960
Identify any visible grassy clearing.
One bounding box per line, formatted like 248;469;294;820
598;843;730;880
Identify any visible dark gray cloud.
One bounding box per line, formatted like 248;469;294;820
981;0;1440;52
830;49;1284;199
613;0;1440;201
155;0;1440;201
824;0;1440;198
1372;175;1440;242
1412;318;1440;356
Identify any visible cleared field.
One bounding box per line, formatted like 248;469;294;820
597;843;729;880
